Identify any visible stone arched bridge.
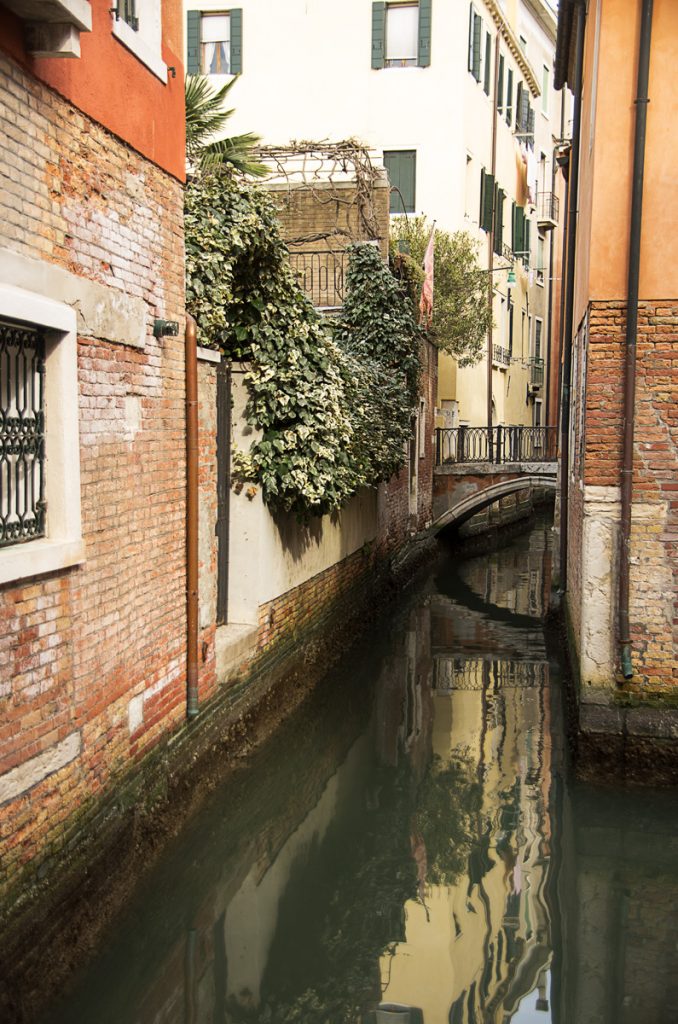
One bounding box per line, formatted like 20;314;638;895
432;427;558;531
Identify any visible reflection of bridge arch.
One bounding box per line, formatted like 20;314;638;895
432;474;557;533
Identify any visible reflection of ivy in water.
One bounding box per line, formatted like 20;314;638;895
225;766;417;1024
413;754;482;886
224;754;482;1024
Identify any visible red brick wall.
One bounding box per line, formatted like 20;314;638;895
0;55;185;891
571;300;678;688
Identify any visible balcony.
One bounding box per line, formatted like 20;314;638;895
288;249;348;311
492;344;511;369
435;425;557;465
3;0;92;57
528;356;544;391
536;192;559;231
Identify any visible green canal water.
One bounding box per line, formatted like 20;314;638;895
40;511;678;1024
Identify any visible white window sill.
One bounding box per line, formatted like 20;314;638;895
112;18;167;83
0;538;86;587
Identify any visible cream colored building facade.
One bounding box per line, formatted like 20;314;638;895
184;0;559;431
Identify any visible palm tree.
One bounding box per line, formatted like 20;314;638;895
185;75;268;177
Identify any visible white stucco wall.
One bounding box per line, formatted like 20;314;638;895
228;370;378;624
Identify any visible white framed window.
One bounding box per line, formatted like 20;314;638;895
201;12;230;74
468;4;482;81
542;64;550;114
533;398;543;430
386;3;419;67
112;0;167;83
537;234;545;286
0;283;84;586
534;317;543;360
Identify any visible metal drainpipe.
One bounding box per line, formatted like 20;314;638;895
545;94;567;429
487;30;501;449
558;4;585;594
618;0;654;680
185;314;200;718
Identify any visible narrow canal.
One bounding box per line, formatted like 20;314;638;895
40;510;678;1024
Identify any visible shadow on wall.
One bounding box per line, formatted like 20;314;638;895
274;508;329;560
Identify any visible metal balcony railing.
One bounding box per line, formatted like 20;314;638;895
492;344;511;368
536;191;559;228
529;357;544;388
435;425;557;465
288;249;348;309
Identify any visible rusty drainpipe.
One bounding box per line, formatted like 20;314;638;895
618;0;654;681
185;314;199;718
558;5;585;595
487;30;501;450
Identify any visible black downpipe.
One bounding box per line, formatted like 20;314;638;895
558;6;585;593
618;0;654;680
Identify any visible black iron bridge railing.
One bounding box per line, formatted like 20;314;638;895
288;249;348;309
436;425;557;466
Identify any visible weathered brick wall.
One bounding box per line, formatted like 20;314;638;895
197;353;219;705
569;300;678;689
268;177;391;257
0;54;186;891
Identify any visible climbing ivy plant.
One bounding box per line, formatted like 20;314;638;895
185;171;422;519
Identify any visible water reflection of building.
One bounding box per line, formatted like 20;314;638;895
554;786;678;1024
378;522;555;1023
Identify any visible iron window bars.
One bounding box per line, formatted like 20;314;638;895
0;320;46;547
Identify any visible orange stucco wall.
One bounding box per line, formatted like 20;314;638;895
574;0;678;327
0;0;185;181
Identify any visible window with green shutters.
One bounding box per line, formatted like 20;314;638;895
468;5;481;82
483;31;491;95
187;9;242;75
497;54;504;113
372;2;432;70
119;0;138;31
506;67;513;125
512;206;531;264
384;150;416;213
516;82;531;141
479;168;494;233
494;186;504;255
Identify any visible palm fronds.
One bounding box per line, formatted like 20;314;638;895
185;75;268;177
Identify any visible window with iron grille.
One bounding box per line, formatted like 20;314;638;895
119;0;138;31
0;320;46;548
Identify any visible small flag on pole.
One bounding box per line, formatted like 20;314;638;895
419;222;436;328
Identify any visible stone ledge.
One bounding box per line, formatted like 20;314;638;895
0;247;147;349
435;461;557;477
215;622;258;682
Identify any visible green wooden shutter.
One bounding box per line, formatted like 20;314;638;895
518;82;528;132
384;150;416;213
527;106;535;148
480;169;494;232
494;186;504;255
230;9;242;73
513;203;524;256
497;54;504;111
483;32;491;95
372;2;386;69
472;12;481;81
418;0;432;67
468;4;474;72
187;10;200;74
524;216;531;265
